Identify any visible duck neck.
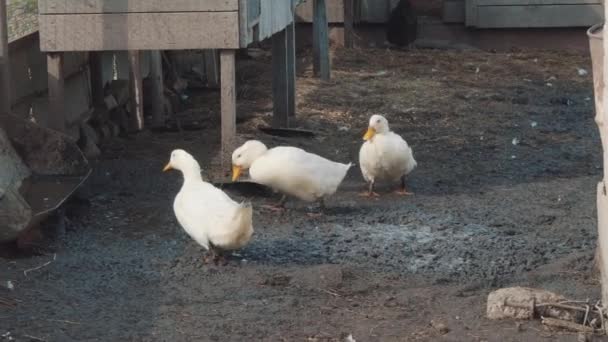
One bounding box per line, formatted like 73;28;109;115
181;165;203;184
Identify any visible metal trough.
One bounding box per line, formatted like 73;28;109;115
0;113;91;242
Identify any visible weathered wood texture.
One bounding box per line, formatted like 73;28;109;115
149;51;164;127
39;0;238;14
39;12;240;51
128;51;144;131
203;50;219;88
0;0;9;115
313;0;331;80
297;0;345;22
220;50;236;169
466;0;603;28
599;5;608;306
47;53;65;133
343;0;355;48
271;24;296;128
88;51;104;106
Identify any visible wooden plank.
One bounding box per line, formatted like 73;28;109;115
443;0;465;23
296;0;344;23
343;0;355;48
128;51;144;131
465;0;478;26
39;12;240;51
0;0;9;115
39;0;238;14
47;53;65;132
220;50;236;170
204;50;220;88
88;51;104;106
313;0;331;80
286;21;296;118
477;0;600;5
149;51;164;128
475;4;603;28
271;24;296;128
239;0;249;48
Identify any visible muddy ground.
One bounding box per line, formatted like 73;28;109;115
2;47;606;341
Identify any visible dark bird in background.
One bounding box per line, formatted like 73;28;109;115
386;0;418;47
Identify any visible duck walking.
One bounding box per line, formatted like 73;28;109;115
163;149;253;265
231;140;352;214
359;114;417;197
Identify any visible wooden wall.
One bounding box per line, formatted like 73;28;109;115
9;32;90;139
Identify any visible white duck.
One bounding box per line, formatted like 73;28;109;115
231;140;352;212
359;114;417;197
163;149;253;264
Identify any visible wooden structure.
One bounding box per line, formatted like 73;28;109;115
439;0;605;27
38;0;330;167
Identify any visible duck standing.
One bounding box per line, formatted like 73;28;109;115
359;114;417;197
163;149;253;265
231;140;352;213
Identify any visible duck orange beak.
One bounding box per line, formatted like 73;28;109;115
163;163;172;172
232;165;242;182
363;127;376;141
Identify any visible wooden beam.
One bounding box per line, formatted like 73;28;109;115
88;52;104;107
204;50;220;88
39;12;240;52
313;0;330;80
0;0;9;113
47;53;66;132
286;20;296;118
39;0;239;14
0;0;9;114
220;50;236;170
128;51;144;132
271;29;288;128
598;0;608;306
149;51;164;128
343;0;355;48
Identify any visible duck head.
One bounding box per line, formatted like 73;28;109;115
231;140;268;182
163;149;202;181
363;114;390;141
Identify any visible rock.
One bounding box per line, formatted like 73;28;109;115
487;287;572;320
0;127;32;242
430;320;449;334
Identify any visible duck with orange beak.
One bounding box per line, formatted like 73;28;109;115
163;149;253;265
359;114;417;197
231;140;352;215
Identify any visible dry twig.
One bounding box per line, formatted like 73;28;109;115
23;254;57;276
541;317;594;333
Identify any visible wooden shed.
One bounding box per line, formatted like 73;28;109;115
37;0;330;167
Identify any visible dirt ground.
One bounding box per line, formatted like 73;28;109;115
2;46;607;341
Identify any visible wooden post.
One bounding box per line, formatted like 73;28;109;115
47;53;66;132
599;6;608;307
313;0;330;80
220;49;236;170
343;0;355;48
204;49;220;88
287;19;296;117
88;52;105;107
0;0;10;115
272;24;296;128
128;50;144;131
149;50;164;128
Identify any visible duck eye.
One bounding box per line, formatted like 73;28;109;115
376;119;381;123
